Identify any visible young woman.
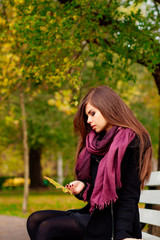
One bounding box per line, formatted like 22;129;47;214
27;86;152;240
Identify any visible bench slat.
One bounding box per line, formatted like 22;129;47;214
139;172;160;240
140;190;160;205
146;171;160;186
142;232;160;240
139;208;160;227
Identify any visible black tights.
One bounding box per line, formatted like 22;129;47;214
27;210;84;240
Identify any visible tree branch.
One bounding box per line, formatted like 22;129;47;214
67;41;88;74
153;0;160;16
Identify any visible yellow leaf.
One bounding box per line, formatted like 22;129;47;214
0;88;8;94
86;60;94;68
14;120;19;125
47;98;55;106
13;55;20;62
49;19;55;24
64;57;69;63
40;26;47;32
3;78;8;87
73;15;78;21
0;17;6;25
28;5;34;12
15;0;24;5
25;87;30;93
44;176;72;194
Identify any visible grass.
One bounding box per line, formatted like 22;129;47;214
0;187;86;218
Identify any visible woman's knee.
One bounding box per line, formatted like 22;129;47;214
27;211;41;230
35;220;56;240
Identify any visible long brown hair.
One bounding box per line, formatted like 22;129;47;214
73;86;152;188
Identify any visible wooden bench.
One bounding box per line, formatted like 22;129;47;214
139;171;160;240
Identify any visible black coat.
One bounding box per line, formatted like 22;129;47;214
70;136;142;240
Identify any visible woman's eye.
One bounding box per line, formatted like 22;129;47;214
91;112;95;116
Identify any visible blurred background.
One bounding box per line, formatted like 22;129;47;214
0;0;159;231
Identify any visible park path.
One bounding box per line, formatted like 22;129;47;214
0;215;29;240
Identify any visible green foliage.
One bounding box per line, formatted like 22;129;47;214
115;63;159;158
0;0;159;178
1;0;159;94
0;189;85;217
0;88;77;177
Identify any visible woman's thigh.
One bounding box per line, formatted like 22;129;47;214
36;214;84;240
27;210;84;240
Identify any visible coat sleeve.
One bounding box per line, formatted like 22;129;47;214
115;138;141;240
74;180;88;200
75;180;94;202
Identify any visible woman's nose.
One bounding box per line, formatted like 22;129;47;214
87;116;92;124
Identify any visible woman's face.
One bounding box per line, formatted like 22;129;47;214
85;103;113;133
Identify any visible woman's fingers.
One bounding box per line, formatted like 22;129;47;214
65;181;85;195
65;183;75;194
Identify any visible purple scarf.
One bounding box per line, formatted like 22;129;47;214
76;126;135;212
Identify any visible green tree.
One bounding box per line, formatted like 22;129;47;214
0;0;160;214
26;89;76;188
0;0;79;212
12;0;160;165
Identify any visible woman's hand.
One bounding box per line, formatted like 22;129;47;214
65;180;85;195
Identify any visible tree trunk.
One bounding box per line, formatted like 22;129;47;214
148;65;160;238
152;64;160;171
20;89;29;213
158;121;160;171
57;152;63;185
29;147;44;188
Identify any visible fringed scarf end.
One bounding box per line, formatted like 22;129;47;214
90;196;118;214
